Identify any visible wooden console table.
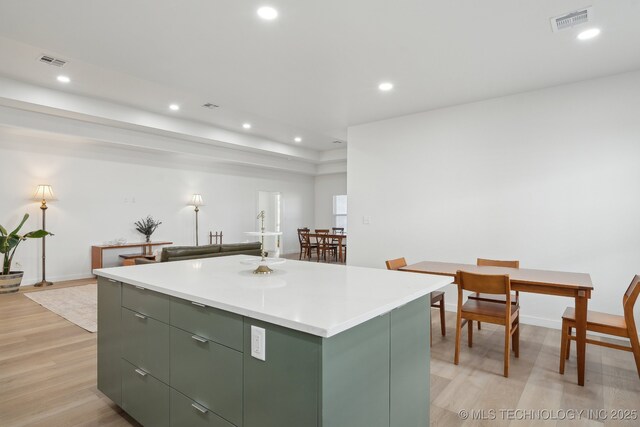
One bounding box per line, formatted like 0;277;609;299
91;241;173;271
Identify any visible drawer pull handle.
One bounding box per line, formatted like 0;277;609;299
191;301;206;308
134;313;147;320
191;335;208;343
107;279;117;283
134;368;147;377
191;403;208;414
135;285;145;290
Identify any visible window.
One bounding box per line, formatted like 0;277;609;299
333;195;347;231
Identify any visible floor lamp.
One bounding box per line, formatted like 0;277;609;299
189;194;204;246
34;184;55;287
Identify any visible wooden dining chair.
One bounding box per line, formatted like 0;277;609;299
455;270;520;377
385;257;445;346
209;231;223;245
331;227;346;263
297;228;314;260
560;274;640;379
468;258;520;330
314;229;336;262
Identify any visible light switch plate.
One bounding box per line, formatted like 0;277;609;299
251;325;266;361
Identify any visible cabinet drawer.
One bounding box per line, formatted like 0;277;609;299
171;297;243;351
171;388;236;427
122;283;170;323
122;307;170;383
170;327;243;426
121;359;170;427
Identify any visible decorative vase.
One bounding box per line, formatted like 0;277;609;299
145;235;151;243
0;271;24;294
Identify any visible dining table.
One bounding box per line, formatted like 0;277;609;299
400;260;594;386
307;232;347;263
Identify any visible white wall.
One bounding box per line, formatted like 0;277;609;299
347;70;640;329
0;132;314;285
314;173;347;229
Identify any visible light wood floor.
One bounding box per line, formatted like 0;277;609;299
0;279;139;427
1;280;638;426
430;315;640;426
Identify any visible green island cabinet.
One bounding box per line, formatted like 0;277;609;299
96;265;437;427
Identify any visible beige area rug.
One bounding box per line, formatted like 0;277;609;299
24;284;97;332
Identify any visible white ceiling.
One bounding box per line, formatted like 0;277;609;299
0;0;639;152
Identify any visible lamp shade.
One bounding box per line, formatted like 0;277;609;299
189;194;204;207
33;184;55;201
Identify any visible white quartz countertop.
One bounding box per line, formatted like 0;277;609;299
94;255;452;338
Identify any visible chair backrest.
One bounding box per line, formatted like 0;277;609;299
623;275;640;339
332;227;345;235
477;258;520;268
315;229;329;234
385;257;407;271
298;228;311;245
209;231;223;245
456;270;511;296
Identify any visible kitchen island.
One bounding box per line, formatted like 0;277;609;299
94;255;452;427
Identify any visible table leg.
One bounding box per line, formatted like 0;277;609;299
575;291;588;386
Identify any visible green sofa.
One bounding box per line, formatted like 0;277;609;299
136;242;262;264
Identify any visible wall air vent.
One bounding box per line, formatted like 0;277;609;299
39;55;67;67
202;103;219;109
551;7;593;32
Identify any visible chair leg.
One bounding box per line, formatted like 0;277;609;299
513;320;519;358
559;320;568;375
439;299;446;337
468;320;473;348
628;331;640;379
566;326;572;360
454;314;462;365
504;324;511;378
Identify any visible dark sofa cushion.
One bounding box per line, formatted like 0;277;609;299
221;242;261;253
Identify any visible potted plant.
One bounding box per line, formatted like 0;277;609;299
1;213;52;294
134;215;162;242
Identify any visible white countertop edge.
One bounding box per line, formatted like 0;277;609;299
94;269;453;338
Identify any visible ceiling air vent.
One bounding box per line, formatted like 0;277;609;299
39;55;67;67
551;7;593;32
202;103;219;109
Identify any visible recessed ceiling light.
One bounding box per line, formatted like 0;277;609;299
243;123;252;129
56;75;70;83
294;137;302;143
577;28;601;40
257;6;278;20
378;82;394;91
169;104;180;111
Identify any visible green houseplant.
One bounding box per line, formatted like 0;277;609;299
0;213;52;293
